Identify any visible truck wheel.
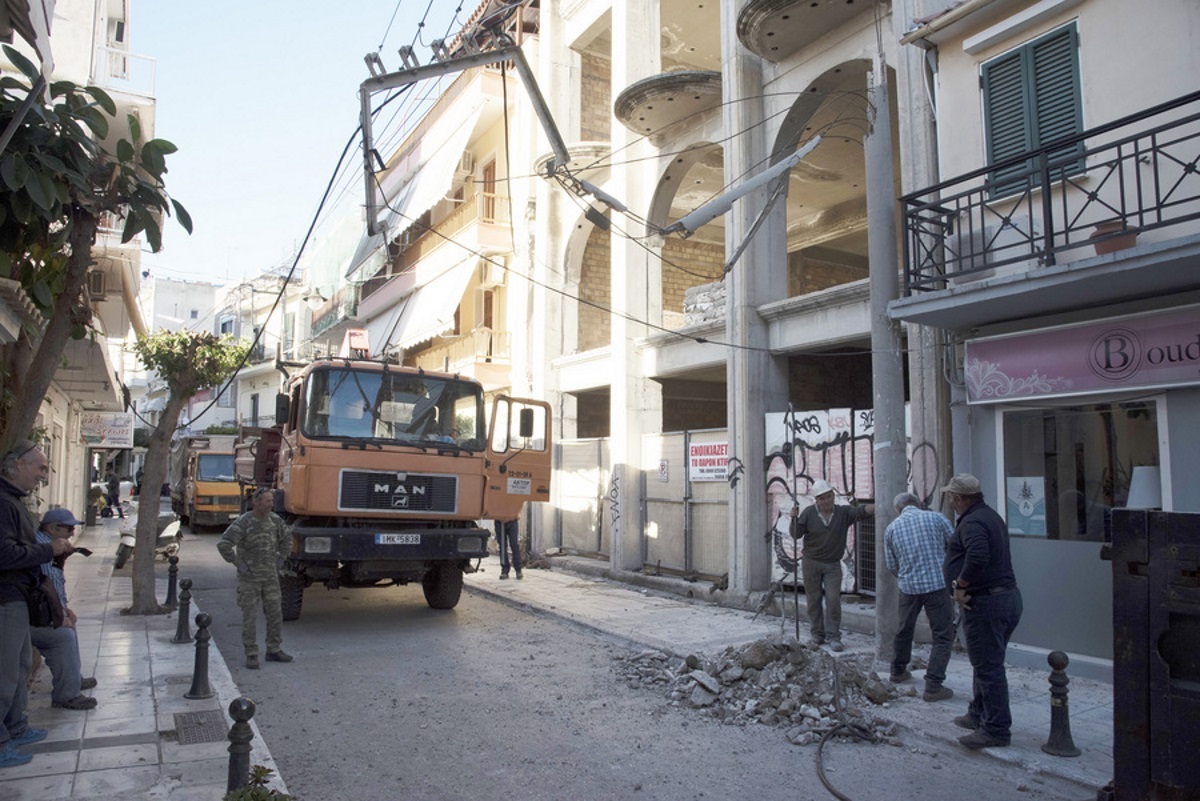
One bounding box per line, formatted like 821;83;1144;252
280;575;304;621
114;542;132;569
421;563;464;610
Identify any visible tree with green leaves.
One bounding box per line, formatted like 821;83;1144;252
128;330;250;614
0;45;191;453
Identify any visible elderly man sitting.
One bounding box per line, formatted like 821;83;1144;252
30;509;97;711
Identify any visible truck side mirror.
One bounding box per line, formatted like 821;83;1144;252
275;393;290;424
519;407;535;439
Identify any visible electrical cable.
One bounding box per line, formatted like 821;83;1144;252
377;0;406;51
183;119;366;428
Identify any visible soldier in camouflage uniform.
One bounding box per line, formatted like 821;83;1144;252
217;488;293;669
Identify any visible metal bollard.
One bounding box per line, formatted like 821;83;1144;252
1042;650;1082;757
172;579;193;643
184;612;214;699
226;697;256;793
165;556;179;607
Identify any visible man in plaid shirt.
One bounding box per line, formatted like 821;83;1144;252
885;491;955;702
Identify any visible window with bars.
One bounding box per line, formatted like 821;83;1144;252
981;23;1083;197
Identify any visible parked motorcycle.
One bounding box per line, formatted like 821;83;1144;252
114;514;182;569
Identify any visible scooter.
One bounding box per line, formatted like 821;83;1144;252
114;515;182;569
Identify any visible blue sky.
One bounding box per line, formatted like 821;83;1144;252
136;2;463;286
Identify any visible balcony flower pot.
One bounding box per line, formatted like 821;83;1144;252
1090;221;1138;255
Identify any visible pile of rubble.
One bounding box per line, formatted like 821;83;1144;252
614;637;906;746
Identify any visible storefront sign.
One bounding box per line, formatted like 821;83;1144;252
688;441;728;482
80;412;134;448
965;306;1200;403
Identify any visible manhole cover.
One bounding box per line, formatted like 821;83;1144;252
174;709;228;744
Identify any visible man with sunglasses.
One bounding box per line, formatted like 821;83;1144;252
30;509;97;711
0;440;74;767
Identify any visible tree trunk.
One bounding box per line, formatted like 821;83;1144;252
0;214;95;452
128;391;189;614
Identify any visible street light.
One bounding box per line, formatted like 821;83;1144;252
301;290;328;312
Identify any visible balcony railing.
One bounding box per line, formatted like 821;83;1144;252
902;90;1200;294
311;285;359;336
93;46;156;98
413;328;511;372
394;193;510;274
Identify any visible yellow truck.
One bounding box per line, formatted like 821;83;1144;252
169;434;242;530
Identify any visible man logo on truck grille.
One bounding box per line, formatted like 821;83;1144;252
374;482;425;509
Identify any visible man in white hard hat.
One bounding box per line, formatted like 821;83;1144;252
790;479;874;652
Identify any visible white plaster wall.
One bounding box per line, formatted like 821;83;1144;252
933;0;1200;181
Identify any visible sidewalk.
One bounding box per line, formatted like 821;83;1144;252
4;523;1113;800
466;552;1114;798
0;507;285;801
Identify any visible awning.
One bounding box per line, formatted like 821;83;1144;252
379;258;479;352
54;336;123;410
346;105;484;279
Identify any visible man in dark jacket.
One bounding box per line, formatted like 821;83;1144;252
105;471;124;519
790;479;874;652
0;441;73;768
942;473;1023;750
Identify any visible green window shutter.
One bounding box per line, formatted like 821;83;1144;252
1031;26;1084;173
982;24;1082;197
983;51;1034;193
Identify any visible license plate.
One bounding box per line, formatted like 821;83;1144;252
376;533;420;545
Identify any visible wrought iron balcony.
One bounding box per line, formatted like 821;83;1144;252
902;90;1200;295
310;284;359;337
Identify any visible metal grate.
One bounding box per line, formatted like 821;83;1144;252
339;471;457;513
174;709;228;745
854;512;876;596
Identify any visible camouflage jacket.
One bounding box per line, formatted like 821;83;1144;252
217;510;291;581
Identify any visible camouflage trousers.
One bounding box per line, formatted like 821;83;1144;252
236;577;283;657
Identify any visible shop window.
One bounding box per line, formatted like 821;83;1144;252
1002;401;1159;541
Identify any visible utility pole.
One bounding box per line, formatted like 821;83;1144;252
865;54;904;665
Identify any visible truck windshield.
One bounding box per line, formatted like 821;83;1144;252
301;367;485;450
196;454;236;481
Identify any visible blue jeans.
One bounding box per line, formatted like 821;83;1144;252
494;520;521;575
962;587;1023;738
30;623;84;703
801;558;842;641
893;588;956;687
0;600;33;745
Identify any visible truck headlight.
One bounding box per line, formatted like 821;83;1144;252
456;537;483;553
304;537;331;554
196;496;214;506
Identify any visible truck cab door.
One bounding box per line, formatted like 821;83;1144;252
485;397;552;520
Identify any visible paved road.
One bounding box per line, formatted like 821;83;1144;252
176;526;1092;801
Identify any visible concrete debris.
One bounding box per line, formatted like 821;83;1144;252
613;636;902;746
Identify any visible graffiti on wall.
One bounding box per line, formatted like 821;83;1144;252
762;406;947;592
608;473;622;543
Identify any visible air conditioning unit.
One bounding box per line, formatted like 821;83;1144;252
480;260;506;288
457;151;475;177
87;270;106;298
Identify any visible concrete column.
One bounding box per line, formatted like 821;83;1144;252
608;0;663;572
866;56;906;664
531;2;576;556
722;0;787;594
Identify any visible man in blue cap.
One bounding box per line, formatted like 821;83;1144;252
31;509;97;711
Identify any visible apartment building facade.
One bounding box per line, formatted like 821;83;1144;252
891;0;1200;675
1;0;157;511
